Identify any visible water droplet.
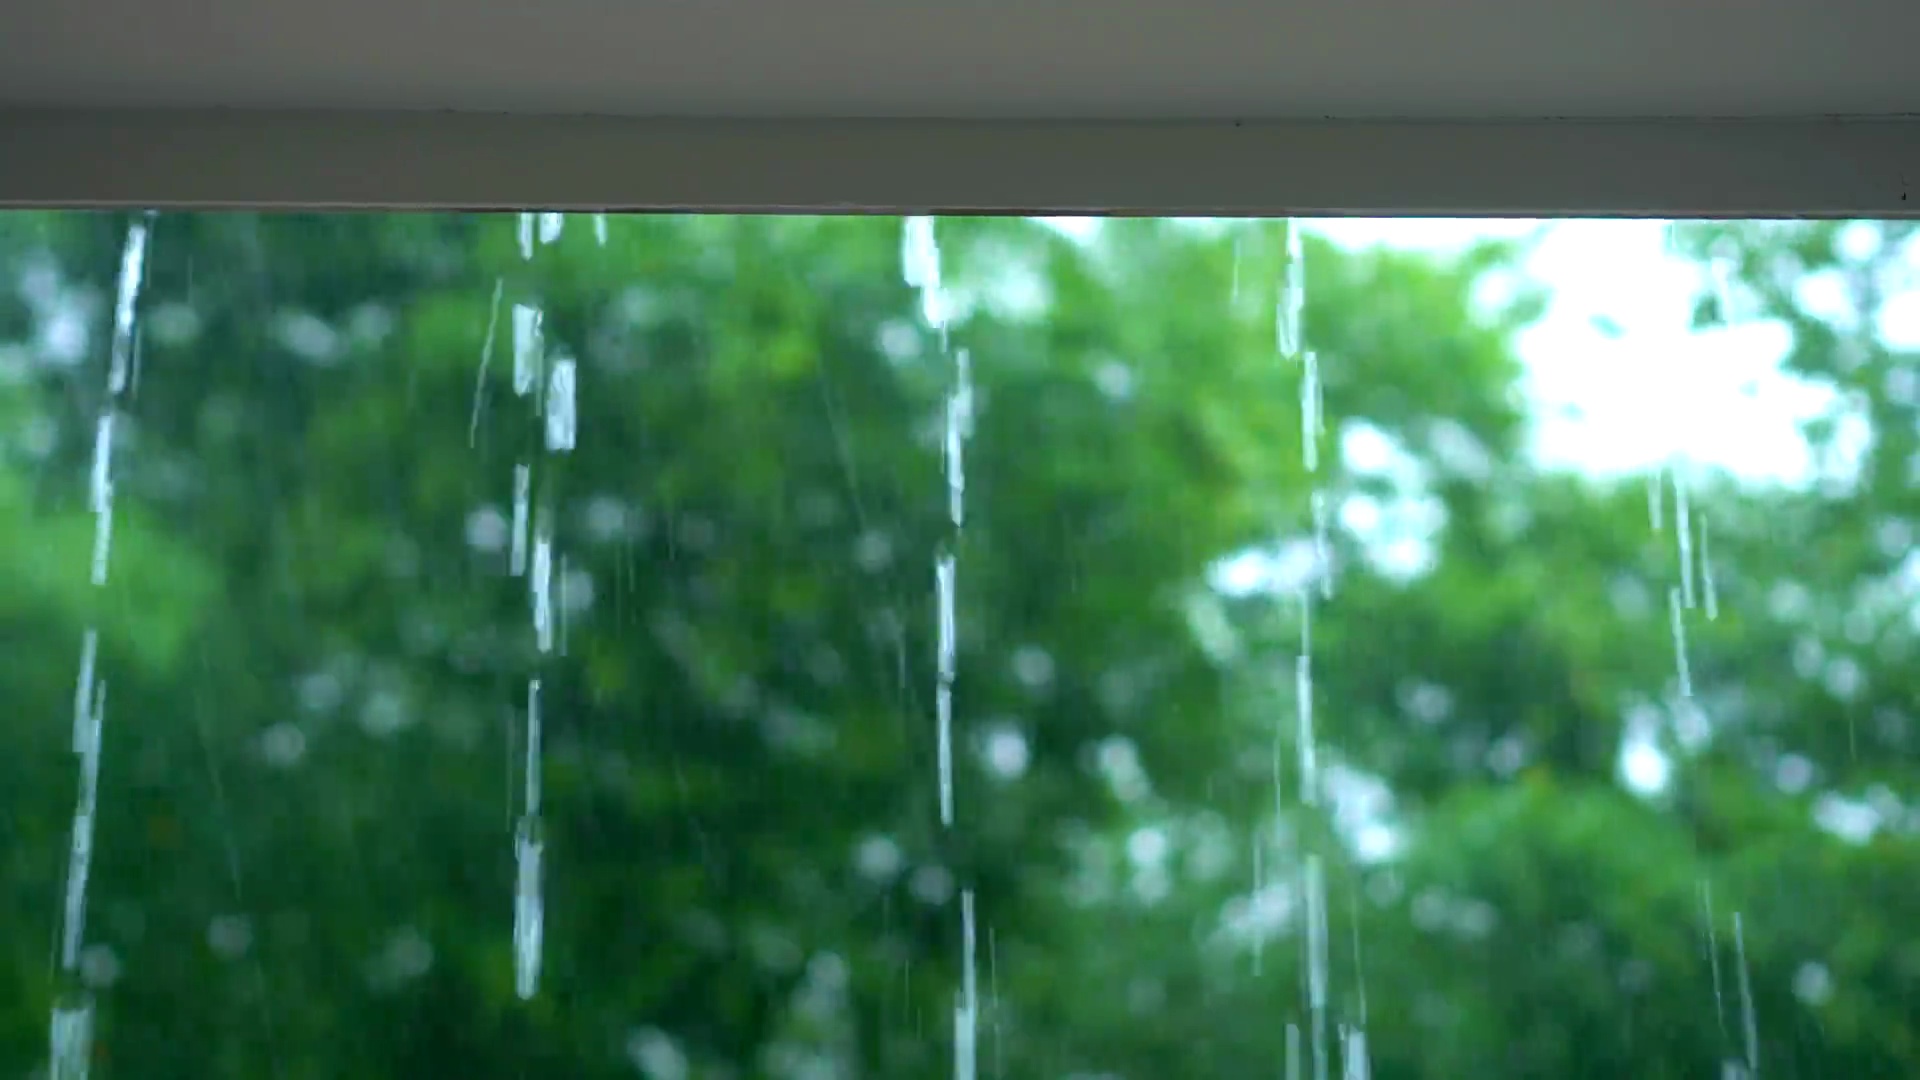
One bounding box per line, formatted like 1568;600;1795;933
88;497;113;587
49;993;94;1080
956;890;978;1080
1701;514;1719;619
509;465;531;575
1342;1027;1370;1080
1278;221;1306;358
71;631;97;753
514;817;544;1000
945;349;972;527
1297;600;1318;805
1734;911;1760;1076
1302;350;1322;472
531;525;554;654
1675;469;1696;608
107;217;150;395
1670;588;1693;698
544;358;577;453
517;213;535;260
524;679;543;816
511;304;543;397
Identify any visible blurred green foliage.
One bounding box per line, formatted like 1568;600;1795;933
1;210;1916;1079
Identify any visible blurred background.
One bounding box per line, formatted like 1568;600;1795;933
2;210;1916;1078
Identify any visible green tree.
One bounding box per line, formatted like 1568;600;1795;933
3;208;1915;1080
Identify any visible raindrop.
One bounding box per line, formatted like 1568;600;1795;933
61;680;105;972
592;213;609;247
525;679;543;816
1675;469;1696;608
1305;854;1329;1080
88;415;113;516
88;420;114;584
1342;1026;1370;1080
1278;221;1306;358
107;216;150;395
1734;911;1759;1076
545;357;577;453
936;683;955;827
532;525;555;653
945;348;973;527
1702;514;1719;620
1252;844;1266;976
1302;350;1322;472
901;216;945;329
514;816;544;1000
538;212;564;246
71;630;97;753
510;464;531;575
1647;467;1664;531
956;889;978;1080
1701;882;1730;1047
468;277;504;446
1297;599;1318;805
512;304;543;396
1669;588;1693;698
936;552;958;827
49;992;93;1080
1311;491;1334;599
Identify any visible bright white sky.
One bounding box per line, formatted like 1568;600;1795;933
1311;217;1826;483
1043;214;1874;485
1303;220;1920;811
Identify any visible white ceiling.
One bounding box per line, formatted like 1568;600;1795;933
3;0;1918;119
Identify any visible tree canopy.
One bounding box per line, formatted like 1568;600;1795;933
2;210;1915;1079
